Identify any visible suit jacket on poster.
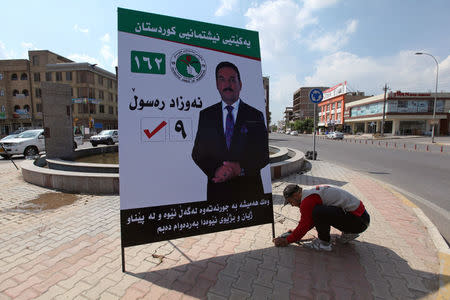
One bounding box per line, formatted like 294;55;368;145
192;100;269;202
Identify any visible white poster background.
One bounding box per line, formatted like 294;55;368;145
119;32;271;210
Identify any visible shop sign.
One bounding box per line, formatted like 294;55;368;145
323;81;347;101
389;91;431;98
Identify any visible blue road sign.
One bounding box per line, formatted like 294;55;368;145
309;89;323;103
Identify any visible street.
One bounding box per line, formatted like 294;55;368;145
269;133;450;243
2;135;449;243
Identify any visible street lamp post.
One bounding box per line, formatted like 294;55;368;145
415;52;439;143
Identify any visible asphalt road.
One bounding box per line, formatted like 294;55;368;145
270;133;450;243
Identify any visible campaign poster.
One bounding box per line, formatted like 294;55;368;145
118;8;273;247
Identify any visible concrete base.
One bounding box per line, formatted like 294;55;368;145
21;160;119;194
21;145;304;195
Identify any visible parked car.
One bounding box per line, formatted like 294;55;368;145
327;131;344;140
0;134;20;142
290;131;298;136
0;129;45;158
90;130;119;146
0;129;84;158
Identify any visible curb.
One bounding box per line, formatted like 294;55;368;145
377;181;449;299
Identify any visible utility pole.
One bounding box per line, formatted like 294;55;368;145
381;83;389;136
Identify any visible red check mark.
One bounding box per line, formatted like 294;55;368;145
144;121;167;139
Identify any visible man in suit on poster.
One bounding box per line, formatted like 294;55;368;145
192;61;269;202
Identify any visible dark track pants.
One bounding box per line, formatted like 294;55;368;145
312;205;370;242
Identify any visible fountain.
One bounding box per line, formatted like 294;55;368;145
21;144;304;195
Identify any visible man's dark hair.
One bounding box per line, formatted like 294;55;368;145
215;61;241;82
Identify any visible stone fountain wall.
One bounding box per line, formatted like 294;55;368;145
41;83;74;159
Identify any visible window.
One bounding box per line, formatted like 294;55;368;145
36;103;42;113
107;79;113;88
14;105;20;112
56;72;62;81
89;104;96;114
71;88;73;96
0;89;4;97
24;105;30;112
32;55;40;66
78;103;88;113
109;106;113;114
21;73;28;80
99;104;105;113
98;75;103;85
66;72;72;81
115;95;118;103
89;88;95;98
332;103;335;110
45;72;52;81
337;102;341;109
98;91;104;100
76;71;94;84
22;89;29;96
77;87;88;98
11;74;18;80
13;89;19;96
108;92;113;101
35;88;42;98
0;73;3;80
34;73;40;82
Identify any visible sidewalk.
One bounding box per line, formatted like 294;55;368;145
0;159;448;299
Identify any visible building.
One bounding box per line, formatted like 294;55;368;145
292;86;329;121
344;91;450;135
284;107;293;129
263;76;270;128
317;82;369;132
0;50;117;136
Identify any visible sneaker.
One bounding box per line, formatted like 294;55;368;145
337;233;360;244
302;238;332;251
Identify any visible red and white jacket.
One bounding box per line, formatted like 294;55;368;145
286;185;365;243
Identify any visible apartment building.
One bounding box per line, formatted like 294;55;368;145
292;86;329;121
0;50;117;136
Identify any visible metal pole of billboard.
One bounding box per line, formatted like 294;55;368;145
122;246;126;272
0;144;18;170
313;103;317;160
415;52;439;143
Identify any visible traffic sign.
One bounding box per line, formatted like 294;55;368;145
309;89;323;103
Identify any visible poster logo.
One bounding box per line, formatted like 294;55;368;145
170;49;206;83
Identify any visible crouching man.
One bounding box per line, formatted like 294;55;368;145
273;184;370;251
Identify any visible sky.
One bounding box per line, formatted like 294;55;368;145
1;0;449;124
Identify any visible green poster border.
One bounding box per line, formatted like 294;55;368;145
118;7;261;60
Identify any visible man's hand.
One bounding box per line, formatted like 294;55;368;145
223;161;241;177
212;162;241;183
273;237;289;247
212;164;233;183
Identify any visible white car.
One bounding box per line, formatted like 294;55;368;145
290;131;298;136
90;130;119;146
327;131;344;140
0;129;45;158
0;129;84;158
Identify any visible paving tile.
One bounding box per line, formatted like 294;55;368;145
209;273;236;297
232;271;256;293
251;283;273;299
